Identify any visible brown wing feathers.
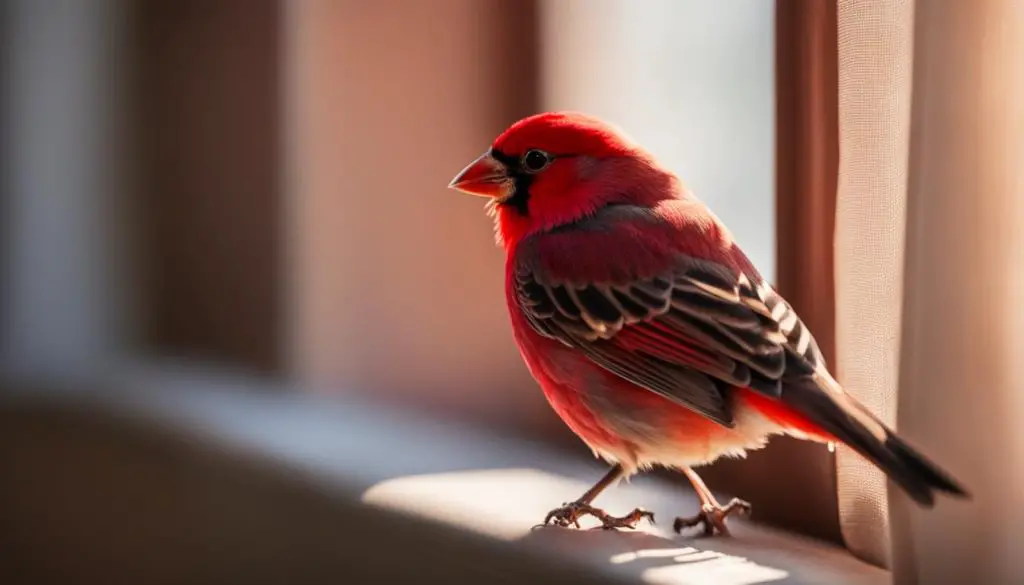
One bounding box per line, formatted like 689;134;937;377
515;253;810;425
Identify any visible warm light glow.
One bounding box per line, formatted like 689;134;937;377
610;547;701;564
611;547;789;584
612;547;788;585
641;557;789;585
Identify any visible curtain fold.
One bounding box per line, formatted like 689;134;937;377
833;0;915;568
891;1;1024;583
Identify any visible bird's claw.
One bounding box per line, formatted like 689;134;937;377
673;497;751;537
543;501;655;530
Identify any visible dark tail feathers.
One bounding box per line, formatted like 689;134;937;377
784;379;970;507
881;432;969;506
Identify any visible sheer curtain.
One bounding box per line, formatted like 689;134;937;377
833;0;915;568
836;0;1024;581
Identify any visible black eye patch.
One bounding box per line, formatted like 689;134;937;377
487;148;580;216
490;148;520;168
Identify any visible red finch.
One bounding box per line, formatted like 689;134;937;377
448;112;968;535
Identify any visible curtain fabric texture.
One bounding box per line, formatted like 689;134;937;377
833;0;916;569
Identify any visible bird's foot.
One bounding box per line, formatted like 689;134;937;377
673;497;751;537
543;501;655;530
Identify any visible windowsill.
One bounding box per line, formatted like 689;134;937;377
1;363;888;585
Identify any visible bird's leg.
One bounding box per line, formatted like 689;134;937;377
542;464;655;530
673;466;751;537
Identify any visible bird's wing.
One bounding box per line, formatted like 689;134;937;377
512;202;825;428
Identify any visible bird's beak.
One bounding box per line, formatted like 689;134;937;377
448;152;511;199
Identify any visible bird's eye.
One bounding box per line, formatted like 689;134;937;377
521;149;552;173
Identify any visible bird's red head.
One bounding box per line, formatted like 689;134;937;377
449;112;678;248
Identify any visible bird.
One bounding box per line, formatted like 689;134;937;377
447;112;969;536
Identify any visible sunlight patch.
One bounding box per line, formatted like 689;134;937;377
612;547;789;585
361;468;589;540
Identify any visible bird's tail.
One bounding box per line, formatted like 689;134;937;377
781;375;970;507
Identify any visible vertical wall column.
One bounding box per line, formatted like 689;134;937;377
1;0;135;379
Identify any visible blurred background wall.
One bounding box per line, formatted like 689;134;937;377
542;0;775;275
1;0;774;440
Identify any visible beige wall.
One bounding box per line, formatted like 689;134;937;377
283;1;557;435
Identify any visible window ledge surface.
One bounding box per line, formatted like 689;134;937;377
0;364;888;585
